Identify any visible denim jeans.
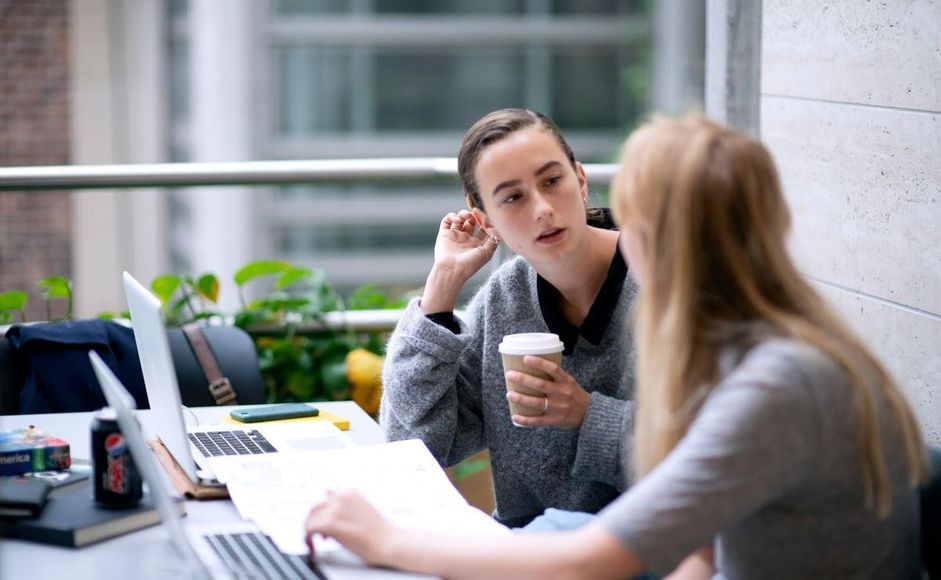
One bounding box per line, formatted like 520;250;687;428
517;508;597;532
516;509;660;580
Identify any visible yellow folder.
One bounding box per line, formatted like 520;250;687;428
222;408;350;431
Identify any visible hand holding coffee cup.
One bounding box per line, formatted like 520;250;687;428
499;333;564;426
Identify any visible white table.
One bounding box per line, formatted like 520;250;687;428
0;402;426;579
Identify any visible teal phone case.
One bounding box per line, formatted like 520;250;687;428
230;404;319;423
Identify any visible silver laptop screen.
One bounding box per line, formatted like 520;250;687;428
122;271;200;481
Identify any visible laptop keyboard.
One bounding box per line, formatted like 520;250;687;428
188;430;278;457
205;531;326;580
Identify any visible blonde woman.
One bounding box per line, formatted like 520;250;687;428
304;115;928;579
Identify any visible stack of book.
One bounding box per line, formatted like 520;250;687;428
0;485;179;548
0;428;179;548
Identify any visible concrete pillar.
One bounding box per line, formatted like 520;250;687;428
186;0;255;311
652;0;706;115
70;0;167;317
705;0;762;135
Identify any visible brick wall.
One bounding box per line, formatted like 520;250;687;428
0;0;72;321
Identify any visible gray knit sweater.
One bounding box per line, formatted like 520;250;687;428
379;255;637;527
597;338;920;578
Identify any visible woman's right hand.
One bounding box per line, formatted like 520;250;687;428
434;210;499;278
305;489;396;567
421;210;499;314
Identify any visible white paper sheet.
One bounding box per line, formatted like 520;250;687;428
221;439;510;554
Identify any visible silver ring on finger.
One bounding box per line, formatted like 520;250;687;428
543;397;549;412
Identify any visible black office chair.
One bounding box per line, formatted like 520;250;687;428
166;326;266;407
1;321;265;413
0;336;28;415
923;446;941;578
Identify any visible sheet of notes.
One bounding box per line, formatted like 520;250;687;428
214;439;509;554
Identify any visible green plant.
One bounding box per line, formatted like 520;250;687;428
0;276;73;323
0;290;28;324
149;273;222;326
231;261;340;327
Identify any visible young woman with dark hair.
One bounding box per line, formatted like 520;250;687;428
379;108;638;528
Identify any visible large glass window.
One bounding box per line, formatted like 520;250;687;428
275;0;644;16
277;47;354;134
374;51;526;131
277;0;526;16
168;0;659;297
271;45;643;138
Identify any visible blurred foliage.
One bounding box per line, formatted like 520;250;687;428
149;260;403;409
0;291;29;324
0;277;73;323
150;272;224;326
36;276;73;321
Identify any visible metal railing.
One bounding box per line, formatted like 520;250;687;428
0;158;620;190
0;158;621;332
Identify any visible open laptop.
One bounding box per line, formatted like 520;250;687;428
122;271;350;485
90;350;326;580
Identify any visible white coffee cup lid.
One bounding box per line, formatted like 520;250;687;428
498;333;564;355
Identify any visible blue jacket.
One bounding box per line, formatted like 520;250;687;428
5;320;149;413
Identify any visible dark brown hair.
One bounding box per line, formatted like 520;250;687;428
458;108;576;210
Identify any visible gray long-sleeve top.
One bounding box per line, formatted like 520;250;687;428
597;338;921;579
379;254;637;527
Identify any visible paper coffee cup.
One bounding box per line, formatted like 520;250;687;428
498;333;564;423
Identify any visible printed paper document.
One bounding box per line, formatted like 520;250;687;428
220;439;509;554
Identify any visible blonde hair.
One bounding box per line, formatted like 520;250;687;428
611;114;927;516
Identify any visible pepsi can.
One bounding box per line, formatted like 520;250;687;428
91;407;142;507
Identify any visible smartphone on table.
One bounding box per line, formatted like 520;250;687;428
230;403;319;423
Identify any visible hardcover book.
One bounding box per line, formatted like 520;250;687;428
0;485;185;548
10;463;92;489
0;427;71;476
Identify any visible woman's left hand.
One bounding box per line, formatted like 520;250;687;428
505;355;592;430
305;489;395;567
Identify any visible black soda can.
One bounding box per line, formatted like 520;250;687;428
91;407;142;507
